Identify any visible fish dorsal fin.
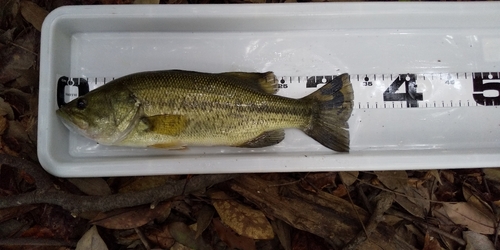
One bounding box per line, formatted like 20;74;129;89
142;114;189;136
219;72;278;94
236;129;285;148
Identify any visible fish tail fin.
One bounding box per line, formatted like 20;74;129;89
301;74;354;152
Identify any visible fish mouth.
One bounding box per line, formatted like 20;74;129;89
56;108;91;138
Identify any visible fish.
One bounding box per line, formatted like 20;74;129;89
56;70;354;151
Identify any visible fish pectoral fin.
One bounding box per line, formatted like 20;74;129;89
219;72;278;94
142;114;188;136
149;141;187;150
236;129;285;148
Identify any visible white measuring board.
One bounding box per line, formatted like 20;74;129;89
39;3;500;176
57;71;500;157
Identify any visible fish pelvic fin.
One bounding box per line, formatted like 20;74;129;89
302;74;354;152
219;72;278;94
236;129;285;148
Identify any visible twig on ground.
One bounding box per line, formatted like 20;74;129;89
387;208;466;246
0;154;239;214
0;238;76;247
342;191;395;250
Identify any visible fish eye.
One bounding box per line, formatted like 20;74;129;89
76;98;87;110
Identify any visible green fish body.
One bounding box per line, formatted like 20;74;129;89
56;70;354;151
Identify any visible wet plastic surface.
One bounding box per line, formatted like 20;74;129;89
39;3;500;176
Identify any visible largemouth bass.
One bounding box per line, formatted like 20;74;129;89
56;70;354;151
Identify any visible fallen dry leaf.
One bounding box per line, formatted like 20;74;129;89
463;230;495;250
0;29;37;84
395;185;430;218
426;170;443;185
195;204;215;239
462;184;494;221
210;190;274;240
20;1;48;32
0;97;15;120
422;232;444;250
76;226;108;250
91;201;171;230
332;184;348;197
431;206;464;250
443;202;496;234
338;171;358;186
146;224;176;249
68;178;112;196
230;175;406;250
0;115;8;135
375;170;408;191
213;217;256;250
118;175;179;193
291;230;330;250
168;222;211;250
483;168;500;184
271;219;291;250
299;172;336;193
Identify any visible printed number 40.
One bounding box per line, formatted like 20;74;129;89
383;74;423;108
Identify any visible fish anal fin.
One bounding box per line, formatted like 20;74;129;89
220;72;278;94
236;129;285;148
143;114;188;136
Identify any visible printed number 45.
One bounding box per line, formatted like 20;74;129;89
383;74;423;108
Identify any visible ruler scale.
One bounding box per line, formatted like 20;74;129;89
57;72;500;109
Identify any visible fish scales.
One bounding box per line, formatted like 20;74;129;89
121;71;311;146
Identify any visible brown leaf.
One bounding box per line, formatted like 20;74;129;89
271;219;291;250
195;205;215;239
213;217;256;250
20;1;48;32
0;97;15;120
422;232;444;250
210;190;274;240
394;185;430;218
463;230;495;250
21;225;55;238
118;175;179;193
431;206;464;250
299;172;336;192
426;170;443;185
146;224;176;249
332;184;348;197
441;170;455;184
483;168;500;183
168;222;211;250
231;175;405;250
338;171;358;186
0;29;37;84
91;201;171;230
0;115;8;135
76;225;108;250
462;183;493;220
375;171;408;191
443;202;496;234
68;178;112;196
291;230;330;250
0;205;36;223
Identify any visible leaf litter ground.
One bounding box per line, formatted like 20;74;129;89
1;1;500;250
